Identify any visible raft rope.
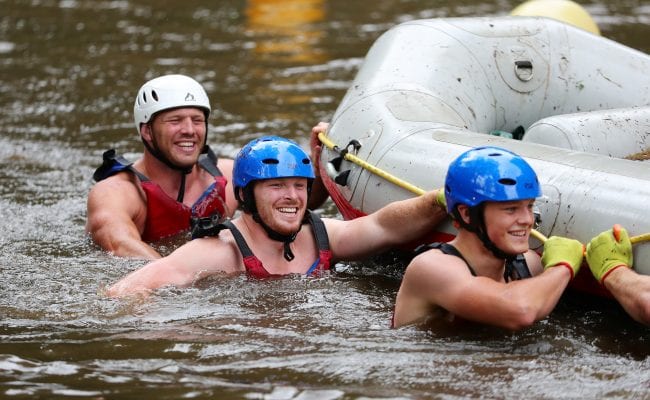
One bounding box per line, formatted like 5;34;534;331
316;131;650;246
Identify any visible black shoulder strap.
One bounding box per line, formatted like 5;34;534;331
219;220;254;258
93;149;149;182
504;254;532;282
215;213;327;258
413;242;461;258
412;242;477;277
198;145;223;177
307;211;330;251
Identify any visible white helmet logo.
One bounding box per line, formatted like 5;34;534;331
185;93;195;102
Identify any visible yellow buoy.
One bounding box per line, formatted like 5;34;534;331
511;0;600;35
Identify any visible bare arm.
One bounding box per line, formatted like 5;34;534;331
106;237;241;297
216;158;240;217
449;264;571;330
603;267;650;325
86;176;161;260
395;250;570;330
325;190;447;260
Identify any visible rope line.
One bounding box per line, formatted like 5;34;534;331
317;131;649;246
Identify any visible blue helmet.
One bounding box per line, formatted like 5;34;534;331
233;136;315;208
444;146;541;214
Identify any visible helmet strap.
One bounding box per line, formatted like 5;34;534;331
241;184;304;262
469;206;530;282
176;173;187;203
252;212;303;261
142;122;194;202
454;205;519;276
142;125;193;174
238;185;257;214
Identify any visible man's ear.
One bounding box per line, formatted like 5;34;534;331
140;123;152;143
457;204;472;225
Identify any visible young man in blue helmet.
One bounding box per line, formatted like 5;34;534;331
393;146;584;330
86;75;328;260
586;226;650;325
107;136;447;297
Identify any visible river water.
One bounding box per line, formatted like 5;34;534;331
1;0;649;398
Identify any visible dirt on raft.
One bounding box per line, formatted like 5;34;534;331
626;149;650;161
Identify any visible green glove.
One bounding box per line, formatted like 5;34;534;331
541;236;584;279
586;225;633;284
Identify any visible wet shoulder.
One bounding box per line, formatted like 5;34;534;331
408;248;469;277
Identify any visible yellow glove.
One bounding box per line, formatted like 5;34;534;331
541;236;584;280
435;189;446;209
586;225;633;284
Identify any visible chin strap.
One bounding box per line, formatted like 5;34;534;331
475;227;532;282
252;213;303;261
141;128;196;203
176;173;187;202
282;241;296;262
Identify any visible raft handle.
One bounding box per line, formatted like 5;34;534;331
514;60;533;82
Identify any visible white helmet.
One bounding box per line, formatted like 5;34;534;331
133;74;211;133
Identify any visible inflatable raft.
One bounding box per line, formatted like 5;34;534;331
314;14;650;293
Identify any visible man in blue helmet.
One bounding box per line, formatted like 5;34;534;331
393;146;584;330
107;136;448;297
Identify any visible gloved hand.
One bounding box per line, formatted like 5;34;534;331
435;188;446;209
541;236;584;279
586;225;633;284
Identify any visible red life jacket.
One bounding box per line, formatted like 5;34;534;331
140;176;227;241
219;211;333;278
93;148;228;242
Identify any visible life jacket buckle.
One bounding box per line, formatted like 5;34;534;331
190;213;225;239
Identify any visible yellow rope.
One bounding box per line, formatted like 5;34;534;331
529;229;548;243
631;233;650;245
317;131;649;245
318;132;427;196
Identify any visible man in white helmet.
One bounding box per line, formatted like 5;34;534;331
87;75;328;259
86;74;241;259
89;74;327;260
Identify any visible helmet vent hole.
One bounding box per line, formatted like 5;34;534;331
151;90;158;101
262;158;279;165
498;178;516;186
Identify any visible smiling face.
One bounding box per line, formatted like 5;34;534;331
252;177;308;235
143;107;207;169
482;199;535;255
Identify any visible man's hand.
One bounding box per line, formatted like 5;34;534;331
541;236;584;279
435;188;446;209
306;122;331;209
586;225;633;284
310;122;329;178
